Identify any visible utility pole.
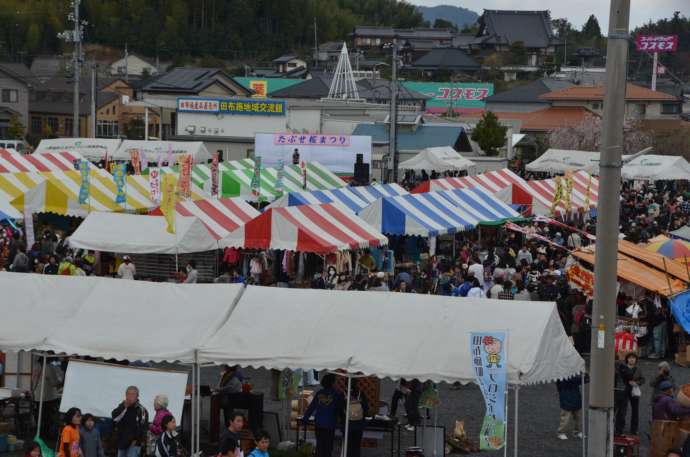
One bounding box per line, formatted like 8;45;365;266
72;0;81;137
90;58;96;138
587;2;630;457
124;42;129;83
313;17;318;69
651;51;658;91
389;40;398;183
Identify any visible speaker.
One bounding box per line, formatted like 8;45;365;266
354;161;370;184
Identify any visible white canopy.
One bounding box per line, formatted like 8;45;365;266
399;146;476;172
621;154;690;181
113;140;212;163
34;138;122;161
526;149;602;173
0;274;584;385
68;213;218;254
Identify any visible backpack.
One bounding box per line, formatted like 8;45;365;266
349;394;364;421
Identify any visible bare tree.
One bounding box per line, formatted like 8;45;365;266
547;117;653;154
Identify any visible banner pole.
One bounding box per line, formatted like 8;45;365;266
35;355;47;438
342;374;352;457
514;385;519;457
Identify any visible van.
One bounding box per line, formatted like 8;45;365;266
0;140;27;153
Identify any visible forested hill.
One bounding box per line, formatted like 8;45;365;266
0;0;424;62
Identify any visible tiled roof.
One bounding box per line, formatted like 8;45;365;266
0;63;35;84
411;48;480;71
143;67;248;95
270;76;429;102
493;106;597;132
352;122;464;149
541;83;678;101
478;10;561;48
486;79;573;104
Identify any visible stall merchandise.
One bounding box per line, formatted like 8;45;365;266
69;213;219;254
0;150;85;173
267;184;409;213
219;203;388;254
398;146;476;173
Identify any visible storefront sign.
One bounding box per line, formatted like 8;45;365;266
471;332;507;451
567;263;594;298
635;35;678;52
273;133;350;147
402;82;494;111
177;98;286;116
249;80;268;98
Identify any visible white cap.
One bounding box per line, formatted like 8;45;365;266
376;271;385;279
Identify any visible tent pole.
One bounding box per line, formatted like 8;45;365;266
35;354;47;438
191;354;196;455
513;385;519;457
196;351;201;456
342;374;352;457
582;371;586;457
503;386;508;457
433;391;439;457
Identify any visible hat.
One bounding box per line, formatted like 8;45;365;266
123;255;130;260
659;380;674;391
658;361;671;371
376;271;385;279
555;232;561;237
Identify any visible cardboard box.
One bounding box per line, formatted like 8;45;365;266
676;353;689;367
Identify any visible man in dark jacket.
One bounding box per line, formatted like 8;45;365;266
652;381;690;421
111;386;149;457
302;374;344;457
556;375;587;440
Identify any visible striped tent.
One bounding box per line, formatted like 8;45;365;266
526;171;599;216
0;149;84;173
0;173;42;219
151;198;260;240
148;159;253;189
128;174;210;202
267;184;409;213
219;203;388;254
358;188;520;237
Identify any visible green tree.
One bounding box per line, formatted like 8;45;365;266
581;14;602;39
508;41;527;65
433;18;457;31
8;114;25;139
471;112;507;157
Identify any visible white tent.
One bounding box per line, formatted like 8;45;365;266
621;154;690;181
0;274;584;385
399;146;476;172
526;149;602;174
113;140;212;163
68;213;218;254
34;138;122;161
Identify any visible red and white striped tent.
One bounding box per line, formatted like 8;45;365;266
219;203;388;254
526;171;599;216
0;149;84;173
151;198;260;240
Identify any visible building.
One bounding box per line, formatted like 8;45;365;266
540;83;682;120
474;10;562;67
491;106;597;133
409;48;480;75
110;53;159;78
29;77;88;138
30;55;67;83
352;26;454;49
0;63;34;138
272;54;307;74
485;78;574;113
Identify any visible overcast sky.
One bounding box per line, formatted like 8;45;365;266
413;0;690;29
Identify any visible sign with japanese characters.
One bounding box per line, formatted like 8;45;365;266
255;133;371;175
402;82;494;112
471;332;507;451
249;80;268;98
635;35;678;53
177;98;286;116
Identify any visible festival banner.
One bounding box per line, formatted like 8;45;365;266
251;156;262;199
300;161;307;190
564;171;574;214
149;168;161;204
211;153;220;197
566;263;595;298
113;163;127;205
550;176;563;216
24;208;34;248
275;159;285;197
130;149;141;175
161;173;177;234
471;332;507;451
140;151;148;176
167;143;174;167
178;154;192;199
78;160;90;205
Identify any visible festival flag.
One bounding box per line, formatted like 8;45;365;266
78;160;90;205
140;150;147;175
167;143;174;167
149;167;161;204
177;154;192;199
584;174;592;209
550;176;563;216
471;332;507;451
113;163;127;205
211;152;220;197
300;161;307;190
564;171;574;214
251;156;262;199
275;159;285;197
130;149;141;175
160;173;177;234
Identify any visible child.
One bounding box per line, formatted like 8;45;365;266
247;431;270;457
80;414;104;457
155;415;182;457
58;408;82;457
25;441;41;457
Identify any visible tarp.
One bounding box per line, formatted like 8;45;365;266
621;155;690;181
358;188;519;237
267;184;409;213
0;150;85;173
671;291;690;336
526;171;599;216
0;274;584;384
113;141;212;163
526;149;602;174
671;226;690;242
34;138;122;161
150;198;260;240
69;213;218;254
219;203;388;254
398;146;476;172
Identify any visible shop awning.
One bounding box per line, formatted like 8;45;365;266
398;146;476;172
621;155;690;181
69;213;218;254
526;171;598;216
219;203;388;254
358;188;519;237
0;150;85;173
267;184;409;213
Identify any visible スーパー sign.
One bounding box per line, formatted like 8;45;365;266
177;98;286;116
635;35;678;52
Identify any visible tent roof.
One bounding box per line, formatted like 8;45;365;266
411;168;526;194
0;150;85;173
671;226;690;242
0;274;584;384
69;213;218;254
526;171;598;216
267;184;409;213
112;141;213;163
526;149;602;174
621;155;690;181
34;138;122;161
219;203;388;254
398;146;476;172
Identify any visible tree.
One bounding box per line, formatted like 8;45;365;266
581;14;602;39
508;41;527;65
471;112;507;156
433;18;457;31
547;117;653;154
8;114;25;140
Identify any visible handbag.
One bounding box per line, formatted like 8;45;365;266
631;385;642;398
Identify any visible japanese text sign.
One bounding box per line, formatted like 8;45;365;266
177;98;285;116
149;168;161;204
636;35;678;53
402;82;494;111
471;332;507;451
273;133;350;147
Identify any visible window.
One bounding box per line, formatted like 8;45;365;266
592;102;603;110
1;89;18;103
47;117;59;133
637;104;647;115
661;103;681;115
64;118;73;136
112;105;116;115
96;120;119;138
31;116;42;133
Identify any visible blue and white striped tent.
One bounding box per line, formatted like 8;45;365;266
267;183;408;213
358;188;520;236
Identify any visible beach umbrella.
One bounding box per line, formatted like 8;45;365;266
647;238;690;261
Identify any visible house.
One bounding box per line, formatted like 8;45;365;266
485;78;574;112
540;83;682;120
473;10;562;67
272;54;307;74
29;77;88;138
352;26;454;49
491;106;597;133
30;55;67;82
0;63;34;138
110;53;159;78
409;48;480;75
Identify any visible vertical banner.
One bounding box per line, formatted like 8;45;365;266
140;151;148;176
550;176;563;216
300;161;307;190
211;153;220;197
78;160;90;205
149;168;161;204
178;154;192;200
161;173;177;234
564;171;574;214
584;174;592;209
167;143;174;167
24;208;35;248
130;149;141;175
275;159;285;197
471;332;507;451
113;163;127;205
251;156;262;199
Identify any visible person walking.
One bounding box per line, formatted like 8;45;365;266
148;395;172;455
117;256;136;280
556;375;585;440
302;374;344;457
615;353;644;436
58;408;82;457
111;386;149;457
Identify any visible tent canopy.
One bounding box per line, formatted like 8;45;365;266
113;141;212;163
399;146;476;172
0;274;584;385
0;149;85;173
267;184;409;213
69;213;218;254
219;203;388;254
34;138;122;161
621;155;690;181
526;149;602;174
671;226;690;242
